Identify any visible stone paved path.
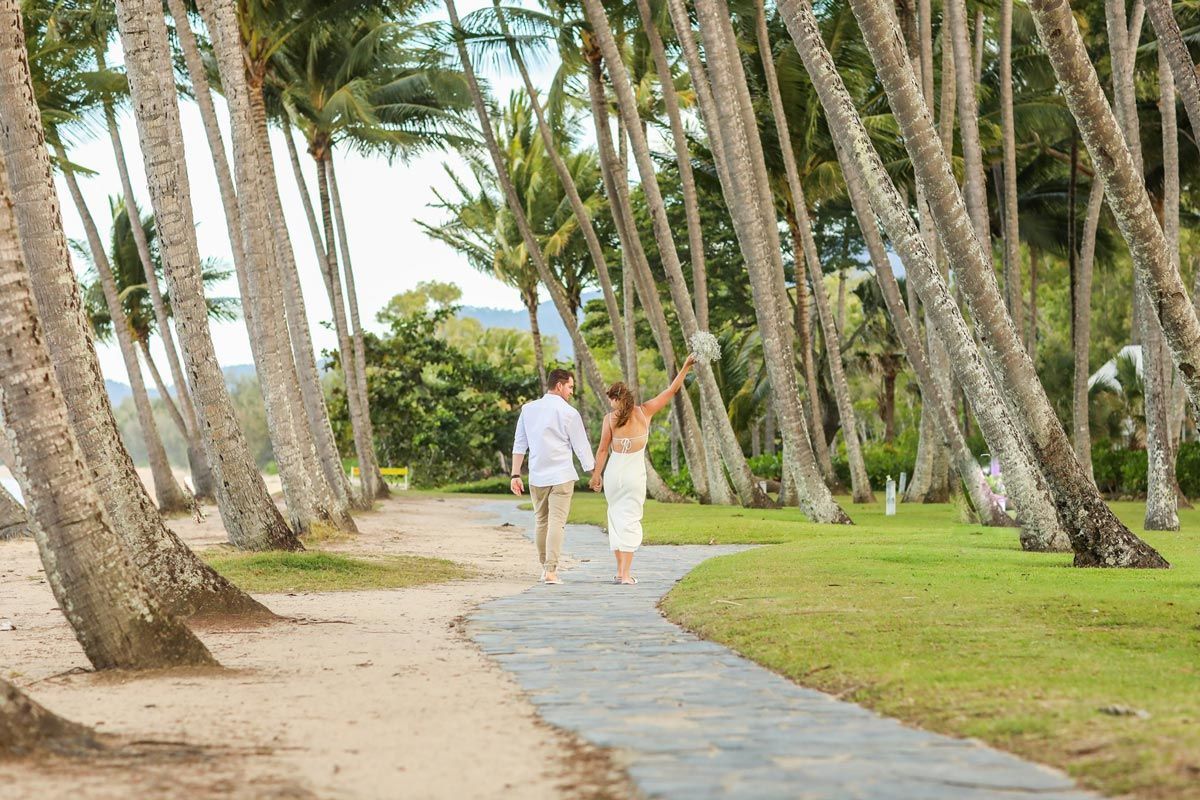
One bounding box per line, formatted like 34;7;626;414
468;500;1097;799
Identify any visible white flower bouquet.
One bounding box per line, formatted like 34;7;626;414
689;331;722;365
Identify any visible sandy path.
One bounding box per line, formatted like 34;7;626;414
0;493;632;799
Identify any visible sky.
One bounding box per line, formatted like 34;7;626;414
57;0;538;385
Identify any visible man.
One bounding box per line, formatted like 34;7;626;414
510;369;595;585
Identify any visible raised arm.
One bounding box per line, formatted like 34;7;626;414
590;414;614;491
641;353;697;418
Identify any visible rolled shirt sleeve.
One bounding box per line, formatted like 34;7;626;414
512;407;529;455
567;409;595;473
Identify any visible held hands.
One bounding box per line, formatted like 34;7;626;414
510;476;525;496
589;474;603;493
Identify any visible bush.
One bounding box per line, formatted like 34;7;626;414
1176;441;1200;498
832;440;917;491
747;453;782;481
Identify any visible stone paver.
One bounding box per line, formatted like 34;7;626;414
468;500;1097;799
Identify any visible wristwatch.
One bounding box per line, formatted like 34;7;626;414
510;474;520;479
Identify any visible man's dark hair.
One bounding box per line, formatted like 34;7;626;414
547;369;574;390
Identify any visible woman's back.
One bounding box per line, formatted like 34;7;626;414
609;406;650;454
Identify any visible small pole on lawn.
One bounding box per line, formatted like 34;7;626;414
885;475;897;516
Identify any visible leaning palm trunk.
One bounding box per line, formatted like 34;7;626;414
1146;0;1200;158
443;0;604;402
665;3;812;500
583;57;720;504
117;0;301;551
493;1;629;378
947;0;990;246
787;0;1163;565
0;679;98;755
58;157;192;515
839;139;1037;532
1105;0;1177;531
0;482;28;540
1027;1;1200;429
1073;181;1104;482
0;135;214;670
312;152;383;504
247;106;356;523
585;3;777;510
753;3;873;503
200;1;346;536
139;339;189;438
165;0;255;345
687;0;850;523
999;0;1025;349
97;68;214;503
0;7;277;611
325;156;389;500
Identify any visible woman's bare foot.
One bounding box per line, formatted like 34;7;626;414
619;577;637;585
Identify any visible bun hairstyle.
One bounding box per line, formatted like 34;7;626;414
607;382;635;428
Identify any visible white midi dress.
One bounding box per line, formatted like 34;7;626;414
604;435;648;553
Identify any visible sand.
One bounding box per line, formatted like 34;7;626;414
0;492;633;799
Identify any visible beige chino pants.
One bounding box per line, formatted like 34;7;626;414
530;480;574;573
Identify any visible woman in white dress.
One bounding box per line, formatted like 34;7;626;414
589;355;696;585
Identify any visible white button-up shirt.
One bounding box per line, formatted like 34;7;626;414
512;393;595;487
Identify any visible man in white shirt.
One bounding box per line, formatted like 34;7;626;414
510;369;595;585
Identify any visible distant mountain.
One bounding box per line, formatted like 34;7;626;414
106;363;257;405
458;291;601;357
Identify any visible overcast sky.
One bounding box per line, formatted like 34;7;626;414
58;0;543;386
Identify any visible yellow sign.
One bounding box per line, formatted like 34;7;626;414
350;466;410;489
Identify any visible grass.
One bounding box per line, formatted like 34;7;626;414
202;550;471;593
559;493;1200;799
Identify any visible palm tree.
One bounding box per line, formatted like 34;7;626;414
0;678;97;753
1026;1;1200;454
2;1;272;613
57;150;193;514
0;54;212;670
114;0;301;551
195;0;353;534
783;0;1166;566
751;1;873;503
0;483;28;540
679;0;850;523
1073;180;1105;480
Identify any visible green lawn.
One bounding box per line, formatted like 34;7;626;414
203;550;471;593
563;493;1200;799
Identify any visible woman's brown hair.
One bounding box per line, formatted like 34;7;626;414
607;382;635;428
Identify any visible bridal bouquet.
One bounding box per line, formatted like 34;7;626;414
689;331;722;365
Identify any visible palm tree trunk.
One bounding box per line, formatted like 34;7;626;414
1028;0;1200;436
99;82;214;504
0;482;28;540
585;59;717;503
117;0;301;551
1105;0;1177;531
789;0;1164;565
0;679;97;754
0;122;213;669
200;9;346;537
586;52;750;507
636;0;710;335
839;140;1038;531
443;0;603;405
312;151;384;504
1146;0;1200;158
248;108;356;521
100;100;216;503
999;0;1025;342
755;4;872;503
493;1;629;378
1073;181;1104;482
1028;244;1040;353
139;338;187;437
325;155;389;499
688;0;850;523
973;6;985;85
524;291;547;391
164;0;254;343
58;157;192;515
0;4;274;614
787;212;837;486
947;0;990;246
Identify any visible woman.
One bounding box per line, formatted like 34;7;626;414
589;354;697;584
